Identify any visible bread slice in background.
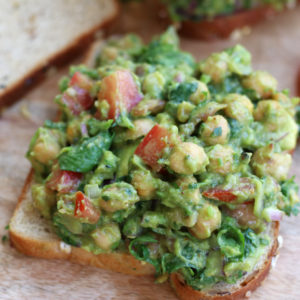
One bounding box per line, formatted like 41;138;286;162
0;0;119;108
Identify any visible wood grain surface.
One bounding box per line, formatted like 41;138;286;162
1;2;300;300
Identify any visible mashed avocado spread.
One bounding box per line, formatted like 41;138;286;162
163;0;295;22
27;28;299;290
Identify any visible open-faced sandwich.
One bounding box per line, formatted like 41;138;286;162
161;0;297;39
10;28;299;299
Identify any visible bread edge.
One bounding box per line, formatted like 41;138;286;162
170;222;279;300
176;5;283;40
0;0;120;109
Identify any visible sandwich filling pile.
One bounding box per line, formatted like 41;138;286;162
163;0;296;22
27;28;299;290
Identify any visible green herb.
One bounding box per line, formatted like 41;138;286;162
44;120;67;131
168;82;198;104
58;132;112;172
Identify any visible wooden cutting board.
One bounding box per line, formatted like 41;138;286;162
1;3;300;299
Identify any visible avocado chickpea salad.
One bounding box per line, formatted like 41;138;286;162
163;0;296;22
27;28;299;290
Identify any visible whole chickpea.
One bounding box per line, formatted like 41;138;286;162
131;169;156;200
169;142;208;175
200;115;230;145
242;71;277;99
175;176;201;206
207;145;234;175
199;53;228;83
251;145;292;181
190;81;210;104
223;93;254;123
189;203;221;239
92;223;121;251
99;182;139;212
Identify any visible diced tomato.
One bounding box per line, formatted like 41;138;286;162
97;70;143;119
62;72;94;115
46;169;82;194
69;71;93;91
74;191;100;224
202;178;255;203
203;189;237;202
135;124;175;171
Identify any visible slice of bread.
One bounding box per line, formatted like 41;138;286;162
0;0;119;108
9;38;280;299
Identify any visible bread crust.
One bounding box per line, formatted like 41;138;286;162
0;0;119;109
9;170;155;276
177;5;281;40
170;222;279;300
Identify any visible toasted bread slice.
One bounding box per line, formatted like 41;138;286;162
9;170;155;276
171;222;279;300
0;0;119;108
10;39;280;298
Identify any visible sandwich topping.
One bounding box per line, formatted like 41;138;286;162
163;0;296;22
27;28;299;290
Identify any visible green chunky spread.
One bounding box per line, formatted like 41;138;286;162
163;0;295;21
27;28;299;290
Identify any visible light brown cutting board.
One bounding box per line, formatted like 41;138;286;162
1;3;300;300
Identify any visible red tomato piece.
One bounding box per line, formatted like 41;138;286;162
135;124;174;171
62;72;94;115
203;189;237;202
46;169;82;194
203;178;255;203
74;191;100;224
70;71;93;91
97;70;143;119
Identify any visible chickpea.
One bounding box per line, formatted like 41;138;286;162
177;101;195;123
207;145;234;175
169;142;208;175
253;100;282;123
223;94;254;123
190;81;210;104
31;128;62;165
122;118;155;141
167;208;198;228
251;145;292;181
272;92;295;116
199;53;228;83
131;169;156;200
200;115;230;145
175;176;201;206
142;71;166;99
131;99;165;117
190;203;221;239
224;204;257;229
101;46;119;61
242;71;277;99
99;182;140;212
92;223;121;251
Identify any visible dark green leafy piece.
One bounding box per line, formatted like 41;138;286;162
44;120;67;131
217;219;245;259
58;132;112;172
87;118;113;136
168;82;198;104
129;235;160;272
